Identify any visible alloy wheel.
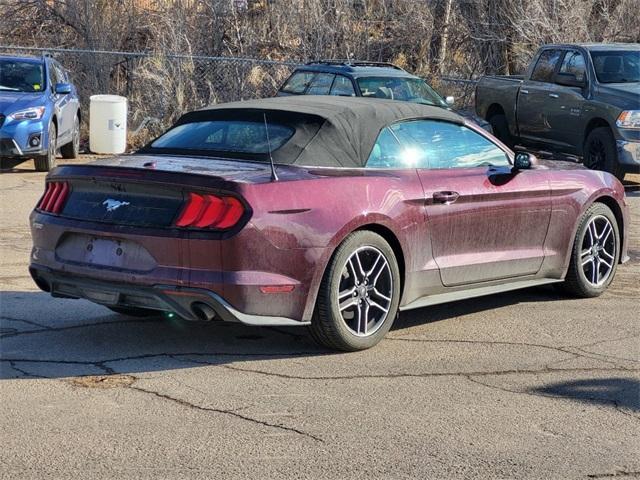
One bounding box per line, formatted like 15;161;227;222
580;215;616;287
337;246;393;336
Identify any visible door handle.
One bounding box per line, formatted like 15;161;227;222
432;191;460;204
549;93;559;98
520;89;529;94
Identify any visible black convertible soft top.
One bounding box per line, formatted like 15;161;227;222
171;96;465;168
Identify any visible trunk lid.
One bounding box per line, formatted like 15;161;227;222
88;154;276;183
42;154;267;229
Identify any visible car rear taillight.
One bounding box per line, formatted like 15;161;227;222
38;181;70;214
175;192;245;230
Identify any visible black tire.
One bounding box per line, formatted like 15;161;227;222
583;127;625;181
107;306;160;317
309;231;401;351
559;203;620;298
35;123;57;172
60;115;80;159
488;113;513;148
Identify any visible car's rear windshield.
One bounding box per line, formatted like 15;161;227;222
150;120;294;154
590;50;640;83
140;109;324;162
357;77;447;107
0;59;45;93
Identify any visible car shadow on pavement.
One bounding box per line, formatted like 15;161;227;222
0;290;329;380
394;284;565;330
0;285;570;380
531;378;640;412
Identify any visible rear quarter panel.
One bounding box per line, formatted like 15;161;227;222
232;168;431;320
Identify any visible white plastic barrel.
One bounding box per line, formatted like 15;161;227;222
89;95;127;154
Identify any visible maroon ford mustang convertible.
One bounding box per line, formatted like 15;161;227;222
29;97;629;350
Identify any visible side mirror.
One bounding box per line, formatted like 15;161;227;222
555;73;585;88
512;152;538;171
445;96;455;106
55;83;72;95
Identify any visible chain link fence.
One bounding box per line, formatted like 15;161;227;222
0;45;477;145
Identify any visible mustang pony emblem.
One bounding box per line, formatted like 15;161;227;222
102;199;130;212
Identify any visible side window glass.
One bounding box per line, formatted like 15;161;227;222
330;75;355;96
531;49;562;83
559;51;586;82
366;128;404;168
56;63;68;82
48;62;60;89
54;64;66;84
414;121;509;169
280;71;315;94
389;121;434;168
306;73;335;95
367;120;510;169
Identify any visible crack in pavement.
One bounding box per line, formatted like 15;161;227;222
385;336;639;368
586;470;640;478
1;317;53;330
0;317;164;338
218;364;638;381
577;334;640;349
127;384;324;442
570;347;640;365
1;358;324;442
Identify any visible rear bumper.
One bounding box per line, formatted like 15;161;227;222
29;264;309;326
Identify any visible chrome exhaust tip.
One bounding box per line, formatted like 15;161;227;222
191;302;217;322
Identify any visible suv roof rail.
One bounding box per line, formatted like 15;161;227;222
306;59;406;71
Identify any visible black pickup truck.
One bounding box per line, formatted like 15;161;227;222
475;43;639;179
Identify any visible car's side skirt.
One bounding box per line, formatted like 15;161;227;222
399;278;562;312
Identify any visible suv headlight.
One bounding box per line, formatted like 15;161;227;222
8;106;46;121
617;110;640;130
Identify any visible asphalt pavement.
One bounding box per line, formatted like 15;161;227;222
1;158;639;479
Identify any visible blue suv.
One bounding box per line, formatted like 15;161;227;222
0;55;80;171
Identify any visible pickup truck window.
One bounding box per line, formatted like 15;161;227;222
591;51;640;84
530;49;562;83
559;51;586;82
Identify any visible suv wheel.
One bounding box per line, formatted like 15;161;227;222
60;115;80;159
35;123;57;172
584;127;624;181
310;231;401;351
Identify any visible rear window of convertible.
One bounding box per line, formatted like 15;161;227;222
151;120;294;154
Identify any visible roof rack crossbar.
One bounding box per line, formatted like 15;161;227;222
306;59;405;71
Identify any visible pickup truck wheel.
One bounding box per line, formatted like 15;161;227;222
584;127;624;181
488;113;513;148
